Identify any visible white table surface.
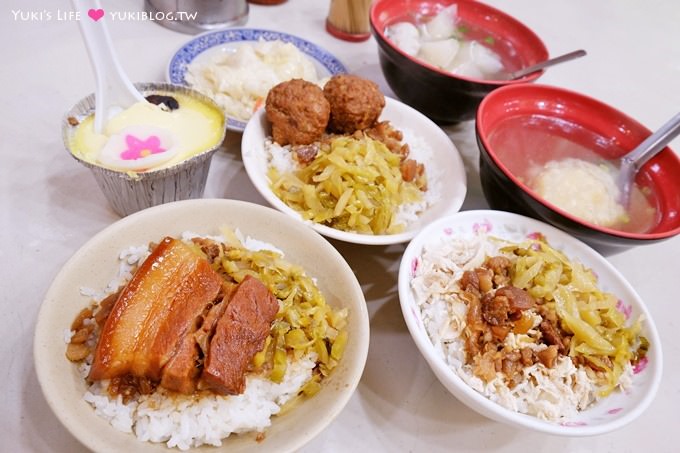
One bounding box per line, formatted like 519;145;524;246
2;0;679;451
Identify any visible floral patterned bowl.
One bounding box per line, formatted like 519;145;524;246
397;210;662;436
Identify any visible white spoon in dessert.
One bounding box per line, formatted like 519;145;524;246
72;0;145;133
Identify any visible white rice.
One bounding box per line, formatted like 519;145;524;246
396;128;440;225
83;355;316;450
265;127;440;231
267;139;298;176
410;234;633;421
69;234;316;449
63;328;75;344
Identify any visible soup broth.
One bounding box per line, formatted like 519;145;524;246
488;115;658;233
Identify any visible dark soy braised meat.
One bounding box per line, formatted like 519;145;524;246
459;253;600;387
480;284;535;327
88;237;223;381
201;275;280;395
194;283;238;357
160;283;237;394
293;144;320;165
363;121;408;158
539;320;568;354
461;254;566;388
71;236;284;399
159;331;201;394
484;256;512;286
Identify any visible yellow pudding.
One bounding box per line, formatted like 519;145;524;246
70;92;224;173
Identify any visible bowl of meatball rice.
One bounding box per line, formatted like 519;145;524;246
241;74;468;245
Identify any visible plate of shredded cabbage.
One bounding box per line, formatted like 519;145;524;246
167;28;347;131
241;96;467;245
398;209;662;436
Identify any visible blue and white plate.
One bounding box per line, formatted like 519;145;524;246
167;28;348;132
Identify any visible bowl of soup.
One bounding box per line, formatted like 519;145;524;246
475;83;680;249
369;0;548;123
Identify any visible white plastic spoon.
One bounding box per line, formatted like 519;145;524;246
72;0;145;133
509;49;587;80
617;112;680;206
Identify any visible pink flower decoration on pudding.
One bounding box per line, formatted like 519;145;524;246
607;408;624;415
633;356;649;374
97;126;177;172
616;299;633;321
120;134;166;160
472;219;492;234
443;227;453;236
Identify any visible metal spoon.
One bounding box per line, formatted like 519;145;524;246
618;112;680;206
72;0;145;133
509;49;587;80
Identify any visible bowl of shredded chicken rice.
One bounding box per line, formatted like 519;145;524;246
398;210;661;436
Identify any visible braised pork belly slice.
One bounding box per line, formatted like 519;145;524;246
161;282;238;394
159;330;200;394
201;275;280;395
89;237;223;381
195;282;238;357
139;262;224;380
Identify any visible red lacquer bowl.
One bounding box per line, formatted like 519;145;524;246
476;83;680;250
370;0;548;123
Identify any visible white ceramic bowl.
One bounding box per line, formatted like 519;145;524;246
241;96;467;245
397;210;662;436
34;199;369;452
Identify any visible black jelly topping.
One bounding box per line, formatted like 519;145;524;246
145;94;179;111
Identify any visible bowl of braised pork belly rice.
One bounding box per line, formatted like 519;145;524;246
398;210;661;436
34;198;369;452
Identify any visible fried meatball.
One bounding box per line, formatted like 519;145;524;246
265;79;330;146
323;74;385;133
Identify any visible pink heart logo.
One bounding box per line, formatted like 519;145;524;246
88;8;105;21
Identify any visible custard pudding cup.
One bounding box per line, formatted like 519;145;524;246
63;82;226;216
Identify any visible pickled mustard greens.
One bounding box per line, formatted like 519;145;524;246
269;135;424;234
189;230;348;395
500;238;647;396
